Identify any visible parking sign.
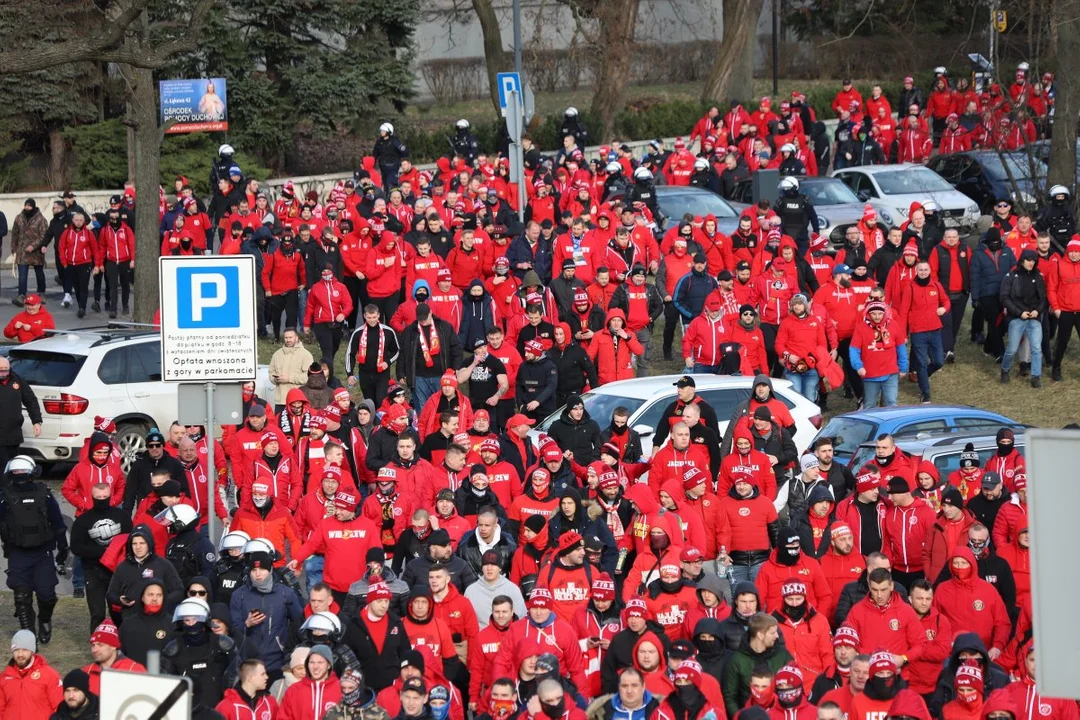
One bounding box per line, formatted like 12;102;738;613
496;72;521;117
159;256;258;382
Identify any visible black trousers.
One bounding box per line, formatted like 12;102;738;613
356;369;391;406
267;291;299;339
979;296;1004;357
105;260;131;311
662;301;680;355
971;301;985;341
1053;311;1080;369
838;337;863;400
892;569;925;590
84;564;114;631
0;443;21;476
313;322;344;364
344;277;367;328
371;295;400;324
943;291;968;354
69;264;92;309
761;322;781;376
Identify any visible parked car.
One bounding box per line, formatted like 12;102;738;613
831;164;982;232
610;185;743;235
926;151;1041;214
531;374;822;459
727;176;898;247
846;430;1026;477
812;405;1022;466
6;327;273;472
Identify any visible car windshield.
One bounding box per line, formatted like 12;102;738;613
981;153;1046;180
660;191;738;219
803;181;861;206
873;168;955;195
7;350;86;387
538;392;645;431
816;416;876;456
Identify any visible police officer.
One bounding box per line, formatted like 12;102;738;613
1036;184;1076;252
162;504;217;587
0;455;67;644
451;119;479;166
560;107;589;148
775;176;820;256
299;610;363;678
212;530;251;606
630;167;660;221
374;123;408;188
70;481;131;630
161;597;237;711
602;162;631;202
0;356;42;478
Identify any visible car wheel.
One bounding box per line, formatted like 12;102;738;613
115;422;150;474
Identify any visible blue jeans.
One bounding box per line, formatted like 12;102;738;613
297;288;308;332
18;265;45;297
1003;318;1043;376
304;555;325;592
72;556;84;590
863;375;899;407
910;330;944;397
785;368;820;403
729;561;764;585
412;375;441;414
692;364;720;374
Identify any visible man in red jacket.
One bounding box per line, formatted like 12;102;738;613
305;264;354;363
904;580;954;696
817;524;865;623
929;228;971;363
755;529;833;613
880;476;938;588
680;466;731;560
0;630;63;718
718;424;777;499
841;567;926;675
814;264;862;401
97;208;135;317
59;211;101;317
262;235;307;341
83;620;146;694
899;261;950;403
857;434;916;492
682;295;728;373
287;489;379;603
932;548;1011;658
648;423;710;497
492;588;587;693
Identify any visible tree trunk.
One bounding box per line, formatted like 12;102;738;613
1048;0;1080;198
130;63;162;324
589;0;641;141
701;0;764;105
48;130;67;189
472;0;506;116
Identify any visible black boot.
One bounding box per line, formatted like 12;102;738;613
13;588;35;631
37;595;56;645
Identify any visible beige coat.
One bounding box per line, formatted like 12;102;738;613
268;342;314;404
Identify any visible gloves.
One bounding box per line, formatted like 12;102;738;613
55;548;69;565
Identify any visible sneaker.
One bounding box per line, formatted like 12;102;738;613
1019;362;1030;377
76;308;85;319
91;301;100;312
919;394;932;404
73;587;85;599
1032;376;1042;388
973;332;986;345
61;293;72;308
11;295;23;307
945;351;955;364
108;311;117;319
122;306;129;315
1052;368;1063;382
1000;370;1010;384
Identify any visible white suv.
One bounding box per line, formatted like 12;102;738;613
5;327;272;472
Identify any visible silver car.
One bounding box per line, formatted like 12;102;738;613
727;176;898;248
831;164;981;231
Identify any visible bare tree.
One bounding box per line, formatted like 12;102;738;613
701;0;764;104
1048;0;1080;194
471;0;509;115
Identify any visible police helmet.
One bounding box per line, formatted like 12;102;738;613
379;123;394;135
565;107;578;117
173;597;210;624
780;143;796;154
219;530;251;552
301;611;344;642
162;504;199;533
4;455;37;478
779;176;800;193
633;167;653;181
243;537;278;559
694;158;709;171
456;119;470;130
605;162;621;174
218;144;235;156
1050;185;1070;198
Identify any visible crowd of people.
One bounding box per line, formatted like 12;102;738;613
0;63;1075;720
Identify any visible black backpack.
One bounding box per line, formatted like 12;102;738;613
2;482;51;550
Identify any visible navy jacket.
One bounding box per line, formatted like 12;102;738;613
970;242;1017;300
229;578;304;672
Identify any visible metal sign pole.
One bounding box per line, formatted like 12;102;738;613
205;381;217;544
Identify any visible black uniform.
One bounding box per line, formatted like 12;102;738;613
70;499;131;630
451;128;479;166
629;179;659;220
373;135;408;188
515;355;558;421
774;190;819;256
166;526;219;587
0;372;42;472
0;471;68;640
560;114;589;148
162;623;237;710
1036;198;1076;252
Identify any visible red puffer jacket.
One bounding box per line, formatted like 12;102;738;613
586;309;643;385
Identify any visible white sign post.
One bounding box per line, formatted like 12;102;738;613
100;668;192;719
159;255;257;542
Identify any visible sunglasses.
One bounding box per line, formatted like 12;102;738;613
741;311;755;316
147;442;163;448
188;590;208;597
996;202;1011;208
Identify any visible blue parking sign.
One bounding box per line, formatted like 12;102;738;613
176;266;240;328
497;72;521;113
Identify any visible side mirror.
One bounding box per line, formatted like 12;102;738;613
633;424;654;437
857;190;869;202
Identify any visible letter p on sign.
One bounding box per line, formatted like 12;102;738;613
177;266;240;328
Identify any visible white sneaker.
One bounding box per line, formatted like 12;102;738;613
61;293;72;308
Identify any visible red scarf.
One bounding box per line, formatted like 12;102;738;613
596;495;626;540
419;322;441;367
358;323;387;370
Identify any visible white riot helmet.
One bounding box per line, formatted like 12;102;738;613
922;200;939;212
779;176;800;193
4;455;36;478
780;143;796;154
606;161;621;174
1050;185;1070;199
243;538;277;557
301;611;343;642
1018;61;1031;72
173;597;210;624
633;167;653;181
565;107;578;117
379;122;394;135
159;504;199;533
694;158;709;171
218;144;235;156
934;66;947;76
220;530;251;552
456;119;470;130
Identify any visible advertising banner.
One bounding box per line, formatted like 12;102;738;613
160;78;228;133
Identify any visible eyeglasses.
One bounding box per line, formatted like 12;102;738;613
147;442;163;448
741;311;755;316
996;202;1011;208
188;590;208;597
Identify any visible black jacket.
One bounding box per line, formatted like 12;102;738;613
550;344;597;406
117;579;176;665
609;282;665;330
49;696;100;720
106;526;184;613
515;355;558;420
399;318;462;385
161;629;237;710
966;492;1009;533
456;525;517;578
927;632;1012;717
1000;257;1047;318
599;423;644;464
453;479;508;524
70;501;132;572
123;452;188;514
547;487;617;575
343;610;411;692
600;622;671;694
0;373;41;445
401;554;478;595
867;240;905;287
365;426;421;472
655;395;720;448
547;397;602;465
498;433;537;482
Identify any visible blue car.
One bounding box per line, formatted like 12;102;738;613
812;405;1022;466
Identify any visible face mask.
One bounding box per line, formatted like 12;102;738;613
969;540;988;557
750;685;775;707
322;273;334;282
958;691;981;708
253;496;269;508
377;482;396;496
777;686;803;709
677;685;700;705
490;700;516;719
866;674;899;700
416;292;429;303
784;602;807;621
144;600;163;614
432;704;450;720
987;238;1003;251
877;451;895;467
952;563;974;580
92;497;111;512
777;544;800;565
997;442;1012;457
541;700;565;719
649;534;670;553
